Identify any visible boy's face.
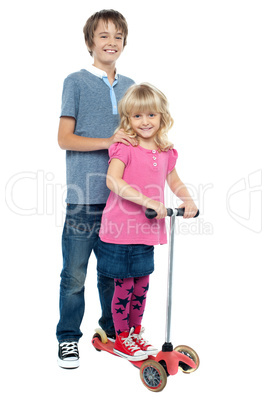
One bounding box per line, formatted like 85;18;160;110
90;19;124;70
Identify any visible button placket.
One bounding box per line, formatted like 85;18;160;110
151;150;158;168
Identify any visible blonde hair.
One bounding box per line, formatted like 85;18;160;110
117;83;174;151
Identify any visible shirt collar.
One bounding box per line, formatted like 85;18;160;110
86;64;118;80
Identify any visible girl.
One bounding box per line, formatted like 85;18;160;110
97;83;198;361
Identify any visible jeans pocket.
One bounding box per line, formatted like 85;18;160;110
65;217;97;234
63;205;100;240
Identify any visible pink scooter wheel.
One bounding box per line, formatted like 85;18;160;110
174;345;200;373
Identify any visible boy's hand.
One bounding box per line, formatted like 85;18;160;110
159;143;174;152
108;129;138;147
178;202;198;219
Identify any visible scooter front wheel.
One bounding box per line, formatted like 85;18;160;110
174;345;200;373
140;360;167;392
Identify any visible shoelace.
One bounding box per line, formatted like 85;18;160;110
134;327;150;346
121;328;140;352
60;342;79;357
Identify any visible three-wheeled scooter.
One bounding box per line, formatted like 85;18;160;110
92;207;200;392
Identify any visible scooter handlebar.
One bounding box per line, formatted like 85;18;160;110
145;207;199;219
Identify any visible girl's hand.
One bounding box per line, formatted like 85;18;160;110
178;202;198;219
108;129;138;147
147;200;167;220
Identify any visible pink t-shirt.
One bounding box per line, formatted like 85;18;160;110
99;143;178;245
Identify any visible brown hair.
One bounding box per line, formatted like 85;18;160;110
117;83;174;151
83;9;128;56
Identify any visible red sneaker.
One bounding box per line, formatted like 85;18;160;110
113;328;148;361
132;326;158;355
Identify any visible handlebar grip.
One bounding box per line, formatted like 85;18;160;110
145;207;199;219
176;207;199;217
145;208;160;219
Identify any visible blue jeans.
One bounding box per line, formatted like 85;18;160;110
56;204;115;342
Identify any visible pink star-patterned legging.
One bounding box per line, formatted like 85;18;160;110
111;275;150;335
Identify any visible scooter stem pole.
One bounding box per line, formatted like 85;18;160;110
165;212;176;343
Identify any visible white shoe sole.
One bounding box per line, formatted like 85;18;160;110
113;348;148;361
57;357;80;369
146;348;159;355
107;336;116;343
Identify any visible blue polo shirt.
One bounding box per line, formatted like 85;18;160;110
60;67;134;204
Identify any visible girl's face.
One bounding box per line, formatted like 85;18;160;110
129;111;161;143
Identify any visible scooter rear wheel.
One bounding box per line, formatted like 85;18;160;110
140;360;167;392
92;328;108;352
93;328;108;343
174;345;200;373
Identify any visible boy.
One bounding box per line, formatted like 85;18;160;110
56;9;136;369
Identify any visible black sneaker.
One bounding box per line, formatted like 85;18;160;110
58;342;80;369
106;333;116;343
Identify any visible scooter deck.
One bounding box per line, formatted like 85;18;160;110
92;334;197;374
91;336;156;369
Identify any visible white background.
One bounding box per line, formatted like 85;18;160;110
1;0;266;400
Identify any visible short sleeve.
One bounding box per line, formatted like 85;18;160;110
108;143;130;166
60;76;80;119
167;149;178;174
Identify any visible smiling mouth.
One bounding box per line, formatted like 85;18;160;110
104;49;117;54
